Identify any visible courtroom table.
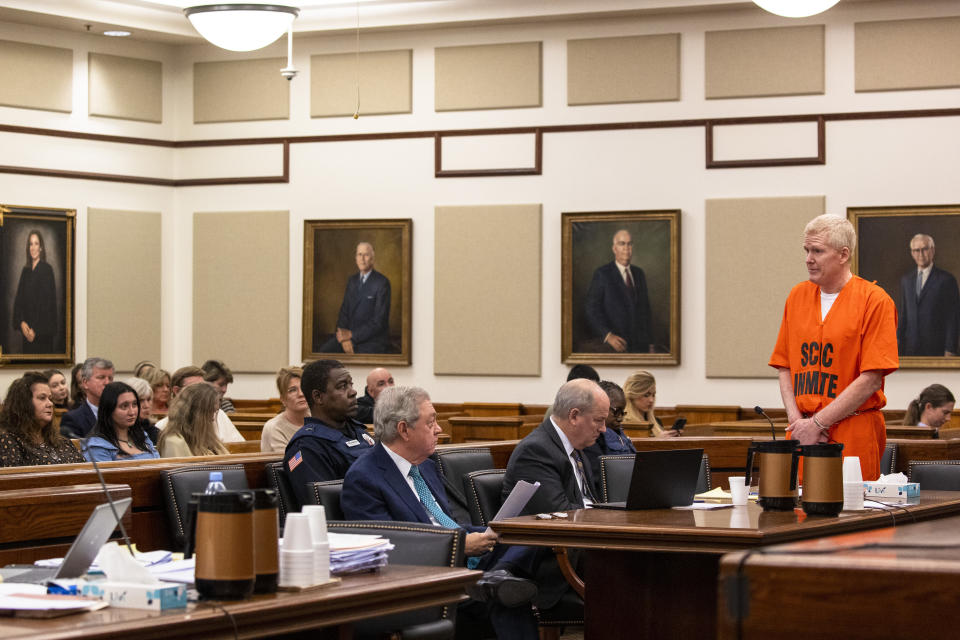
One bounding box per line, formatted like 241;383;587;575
0;564;477;640
490;491;960;640
718;513;960;639
685;420;937;440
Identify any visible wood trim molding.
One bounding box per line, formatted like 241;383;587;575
1;107;958;185
705;115;825;169
434;128;543;177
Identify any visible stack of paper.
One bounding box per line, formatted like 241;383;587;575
0;585;108;618
328;533;394;575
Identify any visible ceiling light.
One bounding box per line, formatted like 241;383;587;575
752;0;841;18
184;4;299;52
103;30;132;37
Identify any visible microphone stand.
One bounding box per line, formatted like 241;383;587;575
754;406;777;441
84;436;136;557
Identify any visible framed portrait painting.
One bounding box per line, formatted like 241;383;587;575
850;204;960;369
562;210;680;366
302;219;412;365
0;204;75;365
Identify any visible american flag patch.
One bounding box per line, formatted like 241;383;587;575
288;450;302;471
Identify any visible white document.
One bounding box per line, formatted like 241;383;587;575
489;480;540;526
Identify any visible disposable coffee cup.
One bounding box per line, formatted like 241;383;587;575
302;505;329;544
282;513;313;552
843;481;865;511
729;476;748;506
843;456;863;483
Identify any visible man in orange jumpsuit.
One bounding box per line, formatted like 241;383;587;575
769;214;899;481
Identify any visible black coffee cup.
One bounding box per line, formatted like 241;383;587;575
800;443;844;516
195;490;255;600
745;440;801;511
251;489;279;594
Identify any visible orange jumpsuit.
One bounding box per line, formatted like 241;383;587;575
769;276;899;481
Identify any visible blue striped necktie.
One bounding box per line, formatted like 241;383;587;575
409;465;459;529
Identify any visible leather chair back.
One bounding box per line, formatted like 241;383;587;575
161;464;249;551
600;454;712;502
329;521;465;639
265;461;299;527
881;443;898;476
431;447;495;526
909;459;960;489
464;469;506;526
306;480;345;520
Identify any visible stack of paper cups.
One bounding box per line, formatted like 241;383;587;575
842;456;864;511
279;513;315;587
302;505;330;584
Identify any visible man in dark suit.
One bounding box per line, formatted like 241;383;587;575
60;357;114;438
584;229;654;353
898;234;960;356
501;378;609;610
342;385;539;640
319;242;391;354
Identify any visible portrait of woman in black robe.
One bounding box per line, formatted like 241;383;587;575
11;230;57;354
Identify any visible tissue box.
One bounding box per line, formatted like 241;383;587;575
863;481;920;502
81;581;188;610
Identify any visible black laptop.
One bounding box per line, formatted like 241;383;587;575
591;448;704;510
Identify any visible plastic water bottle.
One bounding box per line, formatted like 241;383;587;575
204;471;227;494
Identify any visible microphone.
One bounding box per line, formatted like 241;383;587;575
754;406;777;441
83;433;136;557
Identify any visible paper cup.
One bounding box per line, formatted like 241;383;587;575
843;481;864;511
729;476;748;506
282;513;313;551
302;505;328;544
842;456;863;483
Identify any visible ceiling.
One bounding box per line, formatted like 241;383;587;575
0;0;832;46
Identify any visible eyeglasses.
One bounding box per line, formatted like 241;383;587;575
610;407;626;418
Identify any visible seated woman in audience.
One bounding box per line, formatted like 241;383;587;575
83;382;159;462
261;366;307;453
157;383;228;457
202;359;236;413
42;368;69;409
69;362;85;409
623;370;678;438
138;364;171;414
123;376;160;444
904;384;956;430
0;372;84;467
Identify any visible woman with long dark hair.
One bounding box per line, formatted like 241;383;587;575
42;368;69;409
904;384;956;429
12;230;57;354
83;382;159;462
0;372;83;466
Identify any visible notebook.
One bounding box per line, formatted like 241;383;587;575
591;449;704;510
1;498;132;584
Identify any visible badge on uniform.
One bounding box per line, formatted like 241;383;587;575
362;432;375;445
345;439;361;447
288;450;302;471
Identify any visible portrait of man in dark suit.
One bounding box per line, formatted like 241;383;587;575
584;229;653;353
562;210;679;365
303;219;411;364
319;242;391;354
897;233;960;357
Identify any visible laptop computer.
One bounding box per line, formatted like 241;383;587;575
2;497;132;584
591;448;704;510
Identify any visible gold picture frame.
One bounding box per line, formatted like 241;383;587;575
850;204;960;369
0;204;75;366
302;218;412;365
562;209;680;366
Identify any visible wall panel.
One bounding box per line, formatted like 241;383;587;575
89;53;162;123
311;49;412;117
0;39;72;113
435;205;541;375
435;42;541;111
87;208;162;370
856;17;960;92
193;211;288;372
567;34;680;105
194;58;289;123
